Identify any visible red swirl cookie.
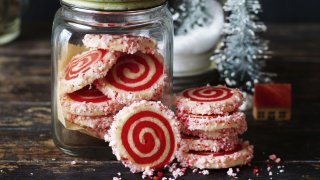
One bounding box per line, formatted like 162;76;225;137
60;49;121;93
83;34;157;54
95;52;166;104
108;101;180;173
65;113;114;139
175;85;244;115
60;85;123;116
177;111;246;131
177;141;254;169
181;135;239;152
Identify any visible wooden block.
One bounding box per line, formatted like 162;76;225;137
253;83;292;121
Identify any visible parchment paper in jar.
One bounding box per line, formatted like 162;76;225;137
56;44;103;139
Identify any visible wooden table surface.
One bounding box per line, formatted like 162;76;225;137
0;23;320;179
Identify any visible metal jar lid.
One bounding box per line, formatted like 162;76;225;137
61;0;167;10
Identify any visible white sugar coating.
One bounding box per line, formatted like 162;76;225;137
83;34;157;55
65;113;114;139
177;141;254;169
175;85;244;115
181;123;247;139
60;93;124;116
60;49;121;93
65;113;113;130
177;111;246;131
95;52;167;104
180;135;239;152
107;100;181;173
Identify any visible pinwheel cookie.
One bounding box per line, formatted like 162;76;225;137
107;101;180;173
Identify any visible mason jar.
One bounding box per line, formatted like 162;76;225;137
51;0;173;157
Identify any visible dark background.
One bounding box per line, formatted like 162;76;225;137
23;0;320;23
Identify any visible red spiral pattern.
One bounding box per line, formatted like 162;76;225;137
121;111;175;169
105;53;163;91
68;85;110;103
65;49;106;80
183;86;233;102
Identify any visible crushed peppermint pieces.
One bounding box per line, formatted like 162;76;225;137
71;160;77;165
253;167;259;175
227;168;237;177
172;168;186;179
269;154;277;161
142;168;154;179
199;170;209;175
275;158;281;163
113;172;122;180
192;168;199;173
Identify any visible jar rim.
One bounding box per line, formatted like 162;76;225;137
60;0;167;11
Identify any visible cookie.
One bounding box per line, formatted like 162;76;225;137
176;85;244;115
65;113;114;139
177;111;246;131
107;101;180;173
60;49;121;93
177;141;253;169
181;135;239;152
60;85;123;116
95;52;166;104
181;125;247;140
83;34;157;54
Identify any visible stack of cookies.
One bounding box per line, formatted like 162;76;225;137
175;85;253;169
59;34;166;138
58;34;181;173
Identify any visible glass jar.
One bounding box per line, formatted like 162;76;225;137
51;0;173;158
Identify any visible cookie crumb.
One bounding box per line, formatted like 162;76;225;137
142;168;154;179
172;168;185;178
227;168;237;177
200;170;209;175
253;167;259;175
269;154;277;161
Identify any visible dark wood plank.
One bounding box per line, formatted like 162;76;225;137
266;24;320;57
0;161;319;179
0;55;50;102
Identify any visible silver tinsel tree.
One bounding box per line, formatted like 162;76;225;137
212;0;271;93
